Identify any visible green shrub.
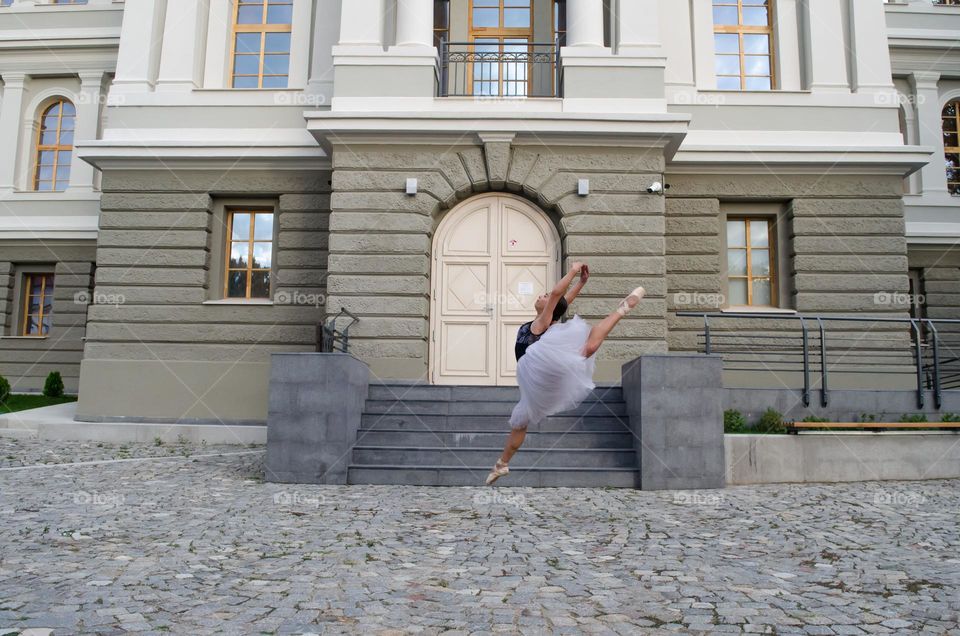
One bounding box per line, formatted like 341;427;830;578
900;413;928;423
801;415;830;423
0;375;10;404
756;408;786;434
940;413;960;423
724;409;747;433
42;371;64;398
858;413;877;423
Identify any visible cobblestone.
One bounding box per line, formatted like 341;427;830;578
0;438;958;635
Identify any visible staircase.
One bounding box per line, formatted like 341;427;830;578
347;383;639;487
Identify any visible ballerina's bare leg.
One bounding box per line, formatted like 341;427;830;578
581;286;645;358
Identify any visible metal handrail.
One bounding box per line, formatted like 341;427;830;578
317;308;359;354
438;40;561;98
678;312;960;409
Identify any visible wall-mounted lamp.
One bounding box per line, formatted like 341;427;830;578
577;179;590;197
406;178;418;196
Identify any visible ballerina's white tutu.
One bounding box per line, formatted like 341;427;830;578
509;314;596;429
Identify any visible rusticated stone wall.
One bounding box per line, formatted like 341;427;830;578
326;140;670;383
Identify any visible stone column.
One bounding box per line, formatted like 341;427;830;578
617;0;661;56
394;0;433;48
566;0;605;48
156;0;210;92
910;71;948;197
337;0;385;49
112;0;166;94
307;0;341;98
0;73;27;195
68;71;105;193
803;0;849;92
848;0;895;93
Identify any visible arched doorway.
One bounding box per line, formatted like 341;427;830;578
430;194;561;385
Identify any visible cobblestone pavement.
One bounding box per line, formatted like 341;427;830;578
0;438;958;635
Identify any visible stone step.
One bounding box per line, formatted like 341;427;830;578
367;383;623;403
355;429;634;449
359;413;630;432
363;399;627;417
347;465;639;488
351;446;637;469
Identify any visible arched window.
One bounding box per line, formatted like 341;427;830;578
944;100;959;195
33;99;75;192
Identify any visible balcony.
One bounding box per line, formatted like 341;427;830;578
438;41;561;98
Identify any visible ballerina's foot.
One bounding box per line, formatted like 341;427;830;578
617;286;646;316
485;459;509;485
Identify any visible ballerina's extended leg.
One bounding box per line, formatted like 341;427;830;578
581;286;645;358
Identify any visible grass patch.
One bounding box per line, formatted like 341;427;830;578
0;394;76;414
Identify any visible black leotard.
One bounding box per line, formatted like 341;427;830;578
515;321;545;361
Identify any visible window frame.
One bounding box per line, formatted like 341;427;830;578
712;0;776;91
32;98;75;193
19;271;55;337
943;99;960;196
229;0;293;89
725;216;778;308
222;206;277;301
719;204;791;312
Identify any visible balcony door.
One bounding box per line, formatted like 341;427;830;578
469;0;534;96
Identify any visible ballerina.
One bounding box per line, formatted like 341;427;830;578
485;262;645;485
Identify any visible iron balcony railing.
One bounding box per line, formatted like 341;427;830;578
677;312;960;410
438;40;561;98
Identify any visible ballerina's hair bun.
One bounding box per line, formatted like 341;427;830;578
552;297;568;322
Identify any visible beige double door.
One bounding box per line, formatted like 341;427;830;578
431;194;560;385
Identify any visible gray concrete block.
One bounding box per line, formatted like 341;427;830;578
265;353;370;485
623;354;725;491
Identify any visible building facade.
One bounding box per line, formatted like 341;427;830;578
0;0;956;424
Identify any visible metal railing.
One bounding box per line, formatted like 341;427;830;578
677;312;960;410
438;41;561;98
317;308;359;354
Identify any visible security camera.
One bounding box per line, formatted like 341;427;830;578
647;181;663;194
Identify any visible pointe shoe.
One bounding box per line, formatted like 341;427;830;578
485;459;509;485
617;286;646;316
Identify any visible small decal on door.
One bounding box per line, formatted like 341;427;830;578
518;282;534;295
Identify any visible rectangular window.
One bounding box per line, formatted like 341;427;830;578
231;0;292;89
434;0;450;48
713;0;774;90
21;273;55;336
554;0;566;46
225;209;274;299
726;218;777;307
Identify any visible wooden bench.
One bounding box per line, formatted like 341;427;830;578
787;421;960;434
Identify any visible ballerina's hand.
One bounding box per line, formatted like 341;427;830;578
579;264;590;284
570;262;585;275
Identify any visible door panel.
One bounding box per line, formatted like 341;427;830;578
433;195;558;386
